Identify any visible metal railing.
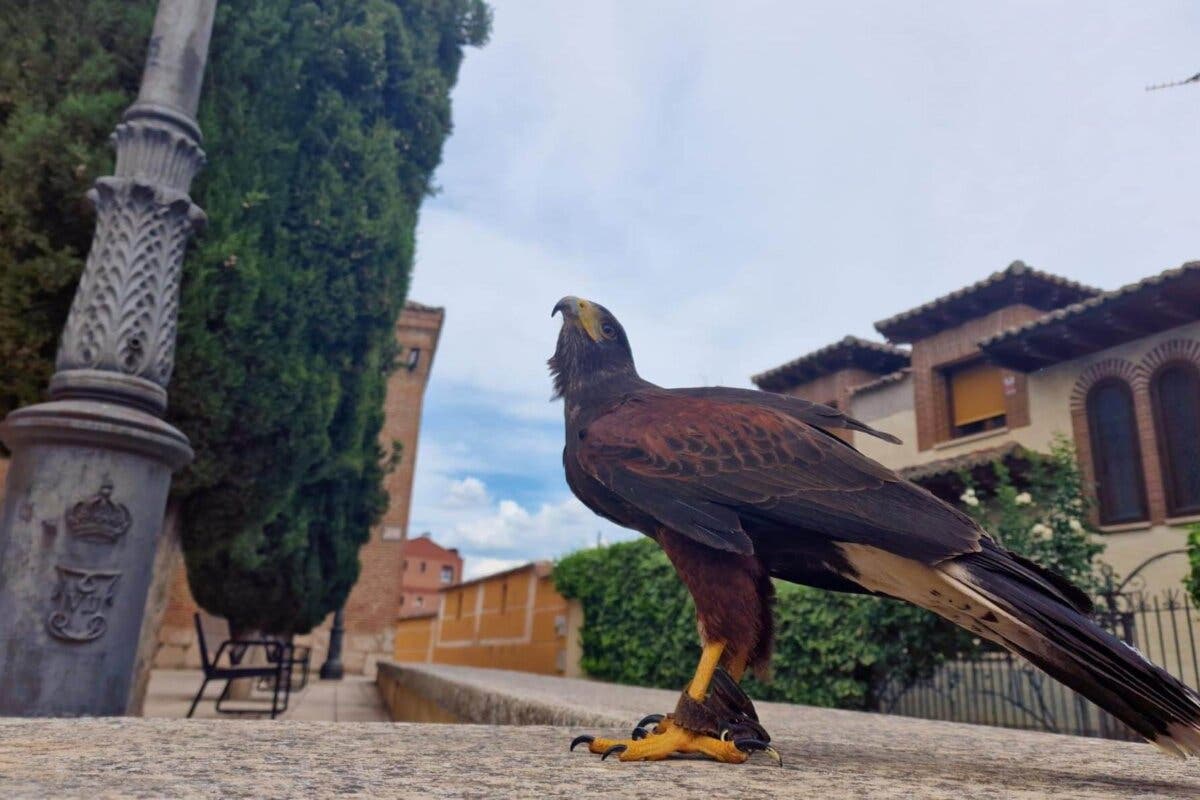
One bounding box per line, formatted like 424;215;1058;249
879;552;1198;741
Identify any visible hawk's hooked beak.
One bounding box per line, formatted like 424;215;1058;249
552;296;604;342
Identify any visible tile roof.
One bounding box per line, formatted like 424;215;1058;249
848;366;912;397
751;335;910;392
980;261;1200;370
403;300;445;315
898;441;1027;483
874;261;1100;343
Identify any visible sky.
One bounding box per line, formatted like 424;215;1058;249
405;1;1200;580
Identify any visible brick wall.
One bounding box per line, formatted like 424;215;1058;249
910;305;1043;450
399;534;462;618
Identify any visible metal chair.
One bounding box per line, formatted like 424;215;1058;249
186;613;291;719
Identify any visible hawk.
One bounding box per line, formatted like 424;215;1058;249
552;296;1200;764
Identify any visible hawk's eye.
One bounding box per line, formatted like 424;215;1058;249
601;322;616;339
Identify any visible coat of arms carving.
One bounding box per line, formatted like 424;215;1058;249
46;566;121;643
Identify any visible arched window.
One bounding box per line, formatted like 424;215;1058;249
1151;362;1200;517
1087;379;1148;524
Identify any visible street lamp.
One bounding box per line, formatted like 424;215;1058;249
320;607;346;681
0;0;216;715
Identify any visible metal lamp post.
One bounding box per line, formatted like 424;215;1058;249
320;607;346;680
0;0;216;715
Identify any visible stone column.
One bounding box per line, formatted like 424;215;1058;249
0;0;216;716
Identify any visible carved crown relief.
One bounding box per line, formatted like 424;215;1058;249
66;481;132;544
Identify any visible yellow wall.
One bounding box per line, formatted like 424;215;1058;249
393;563;579;677
393;615;435;663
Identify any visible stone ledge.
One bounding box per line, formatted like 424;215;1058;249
3;664;1200;798
1;715;1198;799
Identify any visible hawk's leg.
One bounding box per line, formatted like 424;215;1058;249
568;642;779;765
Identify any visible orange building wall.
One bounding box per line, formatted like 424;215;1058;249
393;562;577;676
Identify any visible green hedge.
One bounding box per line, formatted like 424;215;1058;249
554;537;973;710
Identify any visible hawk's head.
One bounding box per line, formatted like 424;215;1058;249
549;296;636;400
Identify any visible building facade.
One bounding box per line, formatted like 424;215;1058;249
398;533;462;619
753;260;1200;595
153;300;445;674
393;560;581;677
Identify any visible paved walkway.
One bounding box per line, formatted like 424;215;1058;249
145;669;388;722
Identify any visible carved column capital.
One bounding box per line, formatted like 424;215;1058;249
52;176;205;413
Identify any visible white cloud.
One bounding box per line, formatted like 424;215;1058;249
444;476;489;509
422;472;632;561
405;0;1200;569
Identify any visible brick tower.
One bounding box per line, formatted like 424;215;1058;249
340;301;445;673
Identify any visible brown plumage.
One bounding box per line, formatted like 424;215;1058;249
553;296;1200;762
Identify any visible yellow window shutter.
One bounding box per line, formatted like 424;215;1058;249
950;363;1006;426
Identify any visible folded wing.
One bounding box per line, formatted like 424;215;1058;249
575;391;982;564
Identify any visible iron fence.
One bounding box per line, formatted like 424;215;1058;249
879;551;1198;741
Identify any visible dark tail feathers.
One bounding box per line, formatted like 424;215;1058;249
955;549;1200;757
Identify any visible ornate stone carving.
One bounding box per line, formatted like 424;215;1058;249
66;481;132;544
112;121;206;192
46;566;121;643
54;177;205;387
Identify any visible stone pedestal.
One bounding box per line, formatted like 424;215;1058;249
0;403;190;715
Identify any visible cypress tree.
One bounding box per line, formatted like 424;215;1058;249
177;0;490;636
0;0;490;636
0;0;155;415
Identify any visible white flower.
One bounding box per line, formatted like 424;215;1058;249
1068;518;1083;532
1014;492;1032;506
1030;523;1052;539
960;493;979;507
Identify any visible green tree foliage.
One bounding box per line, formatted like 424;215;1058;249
178;0;489;635
0;0;490;636
0;1;155;418
1183;524;1200;608
958;436;1106;594
555;439;1107;710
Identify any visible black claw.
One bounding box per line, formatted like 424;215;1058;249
601;744;627;761
630;727;648;740
734;738;770;752
636;713;664;729
734;738;783;767
569;735;594;752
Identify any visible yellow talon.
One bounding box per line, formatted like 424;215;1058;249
585;725;750;763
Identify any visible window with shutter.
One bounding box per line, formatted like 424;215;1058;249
947;361;1006;437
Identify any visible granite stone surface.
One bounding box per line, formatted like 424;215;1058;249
2;663;1199;798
